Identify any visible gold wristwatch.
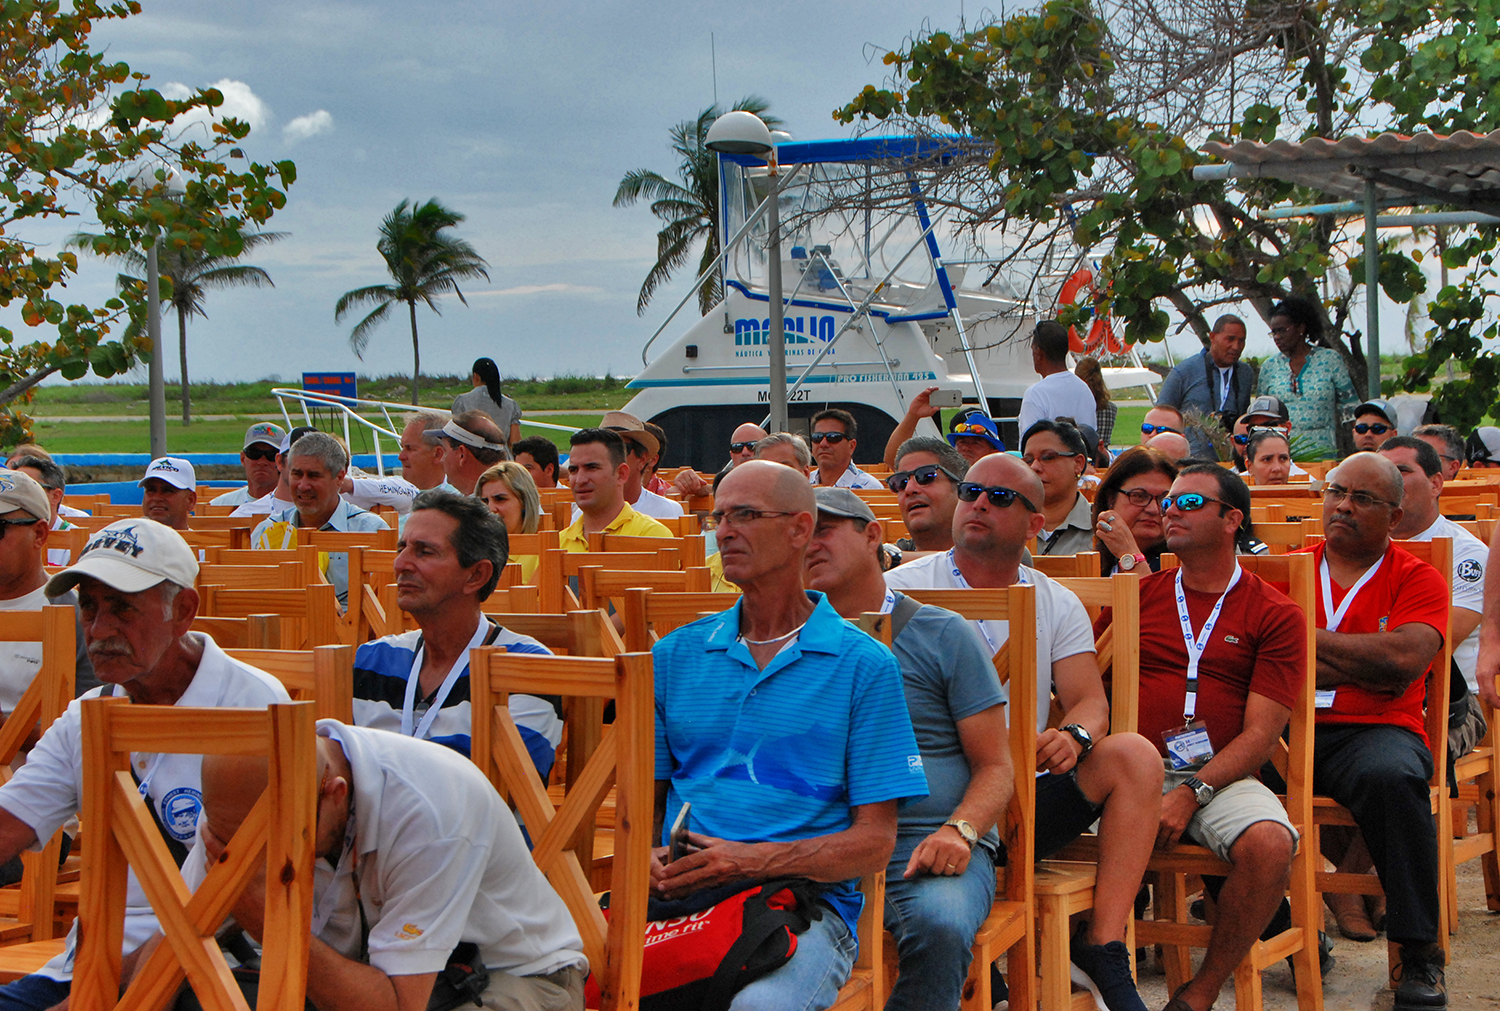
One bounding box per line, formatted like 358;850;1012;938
945;819;979;849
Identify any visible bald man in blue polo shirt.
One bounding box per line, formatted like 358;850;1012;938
652;461;927;1011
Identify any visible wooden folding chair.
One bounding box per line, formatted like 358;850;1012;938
586;533;705;568
1450;704;1500;919
577;566;710;613
885;586;1040;1011
194;562;307;591
71;699;316;1011
468;650;652;1010
537;548;684;614
199;585;340;649
225;645;354;722
1031;552;1101;579
189;615;285;651
620;589;739;653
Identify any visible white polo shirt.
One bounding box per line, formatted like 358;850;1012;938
1017;371;1098;438
884;552;1096;733
209;486;254;508
183;722;586;979
810;463;883;490
1404;514;1488;689
0;633;289;980
230;491;294;518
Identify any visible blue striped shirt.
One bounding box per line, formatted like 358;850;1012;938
653;591;927;933
352;626;561;779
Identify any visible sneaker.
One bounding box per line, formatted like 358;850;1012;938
1393;948;1447;1009
1070;929;1148;1011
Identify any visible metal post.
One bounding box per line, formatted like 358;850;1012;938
145;239;167;460
1364;180;1382;398
766;175;788;434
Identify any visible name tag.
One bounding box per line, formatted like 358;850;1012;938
1314;690;1337;709
1162;721;1214;770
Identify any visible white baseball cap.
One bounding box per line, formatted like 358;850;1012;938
138;456;196;491
46;518;200;596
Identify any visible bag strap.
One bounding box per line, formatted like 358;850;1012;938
889;592;923;643
699;880;823;1011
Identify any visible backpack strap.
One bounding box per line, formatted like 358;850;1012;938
889;592;923;643
699;879;824;1011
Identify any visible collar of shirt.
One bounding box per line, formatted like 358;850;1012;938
316;721;383;858
1055;492;1094;532
274;498;363;531
703;590;843;658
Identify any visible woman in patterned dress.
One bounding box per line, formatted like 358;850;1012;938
1256;295;1358;456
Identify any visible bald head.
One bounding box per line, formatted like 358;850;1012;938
1146;432;1191;463
967;452;1045;506
200;753;270;846
730;423;770;466
720;459;817;515
1329;452;1404;506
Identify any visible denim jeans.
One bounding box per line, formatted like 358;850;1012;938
0;975;70;1011
728;907;857;1011
883;847;997;1011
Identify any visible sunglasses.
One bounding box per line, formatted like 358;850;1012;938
1140;423;1181;436
243;445;279;461
1232;426;1284;445
0;518;40;540
809;431;848;445
888;464;960;493
728;441;759;454
1161;492;1232;513
957;482;1039;512
951;423;994;437
1353;423;1391;435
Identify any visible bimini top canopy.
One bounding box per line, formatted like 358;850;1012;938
719;135;977;168
1199;130;1500;213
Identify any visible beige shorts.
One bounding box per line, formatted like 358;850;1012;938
1162;767;1300;863
479;964;586;1011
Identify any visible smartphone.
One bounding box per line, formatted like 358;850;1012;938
929;389;964;408
667;802;692;863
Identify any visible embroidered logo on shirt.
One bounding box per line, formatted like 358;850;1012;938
1223;634;1240;644
1378;616;1389;632
907;755;924;772
1458;559;1484;583
397;923;424;939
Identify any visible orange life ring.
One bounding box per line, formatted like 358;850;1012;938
1059;269;1093;352
1058;268;1128;355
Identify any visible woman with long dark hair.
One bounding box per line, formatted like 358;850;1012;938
452;357;522;444
1091;446;1178;574
1255;296;1357;456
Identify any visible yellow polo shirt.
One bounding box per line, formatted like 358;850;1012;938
707;552;740;593
559;501;673;551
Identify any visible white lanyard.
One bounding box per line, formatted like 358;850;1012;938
135;752;166;800
1320;552;1384;633
947;550;1029;655
401;619;495;740
879;587;897;615
1220;368;1233;409
1176;564;1242;722
310;801;359;934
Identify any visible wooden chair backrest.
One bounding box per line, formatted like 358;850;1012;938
468;651;653;1009
620;589;739;653
1053;572;1142;732
538;548;684;613
225;645;355;722
72;700;316;1011
195;562;306;591
47;526;88;565
587;533;706;568
506;531;561;559
1440;495;1497;519
1391;538;1455;796
198;584;339;648
0;607;76;941
206;546;323;574
176;528;246;552
185;515;258;530
190;615;284;650
578;566;711;612
302;528;398;553
479;610;626;658
1031;552;1100;578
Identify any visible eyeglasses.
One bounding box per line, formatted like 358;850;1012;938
1022;450;1082;466
808;431;848;445
1322;484;1397;510
728;441;759;454
1353;423;1391;435
1269;324;1299;336
1160;493;1232;514
709;507;797;527
887;464;960;493
1114;488;1163;509
1233;426;1284;445
957;482;1039;512
0;518;41;540
243;445;278;461
1140;423;1181;436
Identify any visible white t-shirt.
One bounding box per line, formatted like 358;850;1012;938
209;486;254;507
0;634;290;980
229;491;294;518
183;721;586;979
57;505;89;519
1405;515;1487;689
809;463;884;490
1017;371;1099;438
884;552;1096;733
346;474;420;515
47;516;76;568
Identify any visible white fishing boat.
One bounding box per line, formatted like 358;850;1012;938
623;136;1156;469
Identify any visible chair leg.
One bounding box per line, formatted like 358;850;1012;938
959;943;990;1011
1006;925;1036;1011
1232;956;1263;1011
1037;894;1071;1011
1478;769;1500;911
1155;872;1193;994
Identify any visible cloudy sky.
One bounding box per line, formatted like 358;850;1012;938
16;0;1426;389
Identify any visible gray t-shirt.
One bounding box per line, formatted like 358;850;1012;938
451;388;522;439
888;594;1006;864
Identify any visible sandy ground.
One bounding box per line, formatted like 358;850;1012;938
1126;852;1500;1010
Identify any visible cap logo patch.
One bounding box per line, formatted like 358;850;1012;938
150;461;181;472
85;525;146;559
0;477;15;494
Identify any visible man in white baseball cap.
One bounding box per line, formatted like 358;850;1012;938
0;518;288;1011
209;422;285;508
138;457;197;531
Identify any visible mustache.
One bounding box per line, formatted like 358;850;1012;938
87;639;132;659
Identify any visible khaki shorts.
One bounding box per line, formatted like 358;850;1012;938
1162;767;1299;863
479;964;586;1011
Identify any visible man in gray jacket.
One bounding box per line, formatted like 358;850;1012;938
1156;316;1254;457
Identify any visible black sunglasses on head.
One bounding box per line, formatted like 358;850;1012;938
957;482;1039;512
887;464;960;493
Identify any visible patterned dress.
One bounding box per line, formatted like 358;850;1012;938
1257;346;1358;455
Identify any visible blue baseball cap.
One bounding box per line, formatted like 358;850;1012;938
948;410;1005;453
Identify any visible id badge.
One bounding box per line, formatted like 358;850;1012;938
1162;720;1215;770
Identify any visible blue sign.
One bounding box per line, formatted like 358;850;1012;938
303;372;358;402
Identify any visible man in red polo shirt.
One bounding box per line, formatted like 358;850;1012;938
1294;452;1449;1010
1130;464;1307;1011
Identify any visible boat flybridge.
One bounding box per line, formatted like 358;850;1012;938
622;136;1157;471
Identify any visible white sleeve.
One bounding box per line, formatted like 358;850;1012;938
346;477;419;515
1016;392;1042;441
365;836;491;975
1453;541;1487;615
1043;582;1097;663
0;703;83;846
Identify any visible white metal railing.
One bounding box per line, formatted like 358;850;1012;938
270;388;580;476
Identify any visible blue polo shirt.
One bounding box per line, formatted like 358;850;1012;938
653;591;928;932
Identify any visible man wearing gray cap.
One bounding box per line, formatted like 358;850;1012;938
428;410;508;495
1351;399;1398;453
0;517;288;1011
209;422;285;508
229;425;313;518
803;487;1012;1011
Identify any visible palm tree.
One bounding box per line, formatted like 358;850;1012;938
615;97;780;316
66;230;285;425
335;199;490;405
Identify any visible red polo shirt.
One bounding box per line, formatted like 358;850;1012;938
1292;541;1448;744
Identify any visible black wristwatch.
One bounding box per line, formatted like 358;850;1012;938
1061;723;1094;761
1183;776;1215;808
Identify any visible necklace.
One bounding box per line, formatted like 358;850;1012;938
738;618;810;645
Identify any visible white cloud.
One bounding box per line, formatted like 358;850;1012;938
284;110;334;142
158;78;271;142
468;283;604;298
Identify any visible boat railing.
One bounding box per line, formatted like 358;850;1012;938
270;388;580;476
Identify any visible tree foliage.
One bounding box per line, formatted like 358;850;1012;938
334;198;489;405
614;97;781;316
0;0;296;441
